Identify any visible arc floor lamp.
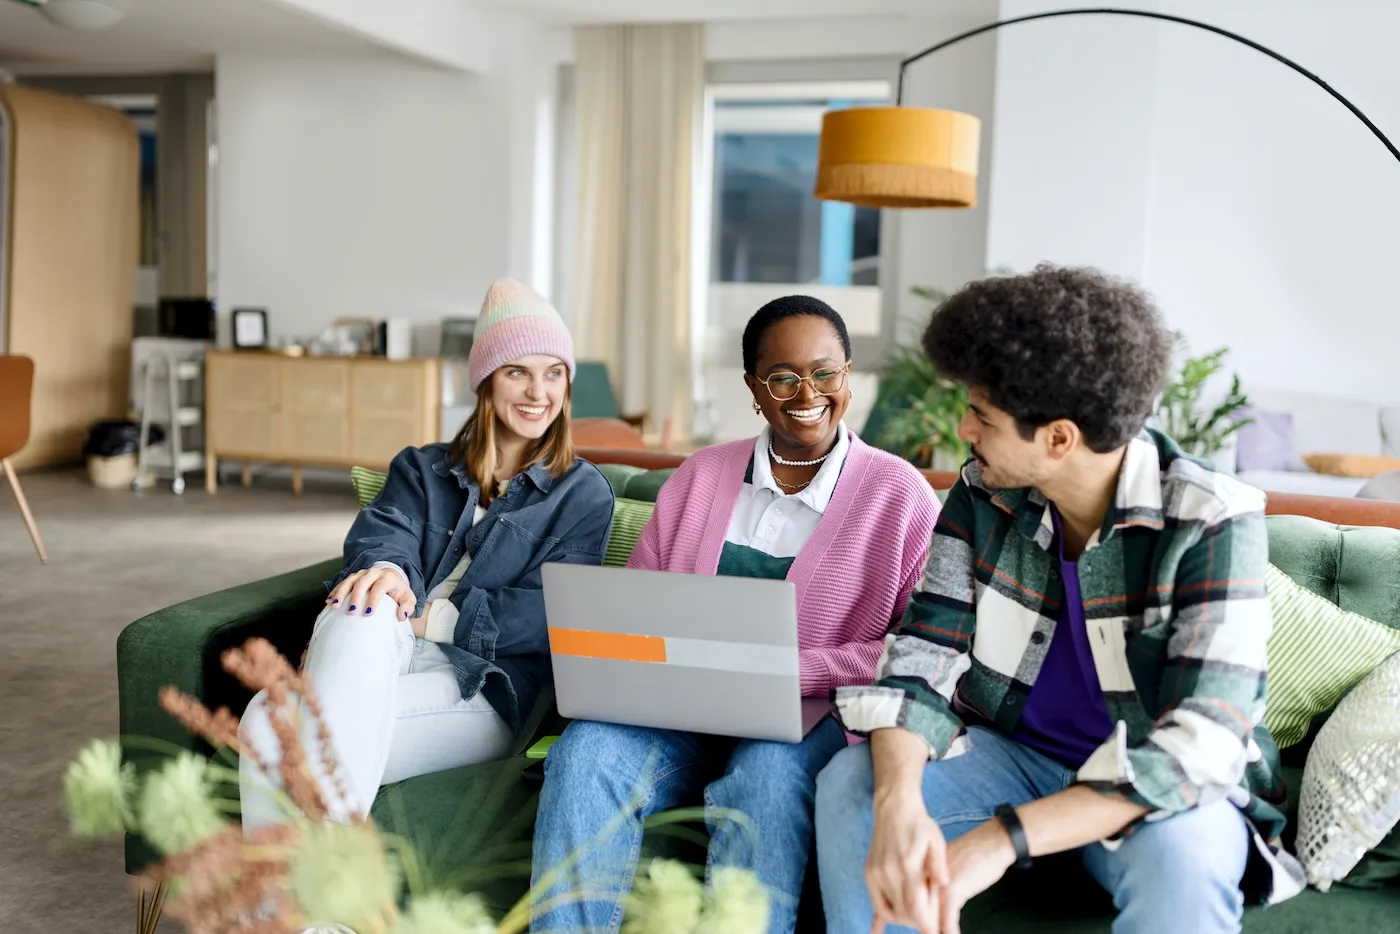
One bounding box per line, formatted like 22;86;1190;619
814;6;1400;209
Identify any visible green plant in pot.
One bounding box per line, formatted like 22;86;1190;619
867;281;989;470
1154;332;1252;463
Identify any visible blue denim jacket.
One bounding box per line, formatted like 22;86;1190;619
334;442;614;733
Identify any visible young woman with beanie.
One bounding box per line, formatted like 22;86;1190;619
530;295;941;934
238;277;614;835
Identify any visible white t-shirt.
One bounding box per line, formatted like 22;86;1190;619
373;503;486;642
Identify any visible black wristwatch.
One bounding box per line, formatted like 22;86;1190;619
995;803;1033;870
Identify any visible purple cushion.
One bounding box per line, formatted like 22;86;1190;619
1235;408;1300;472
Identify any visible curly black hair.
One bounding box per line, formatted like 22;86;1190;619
922;264;1171;452
742;295;852;375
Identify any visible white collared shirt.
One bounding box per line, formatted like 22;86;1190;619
724;422;851;558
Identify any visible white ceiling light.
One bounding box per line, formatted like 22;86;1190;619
39;0;129;31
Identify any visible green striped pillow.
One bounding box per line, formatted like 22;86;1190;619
351;466;388;507
1264;563;1400;747
605;498;655;567
348;465;653;568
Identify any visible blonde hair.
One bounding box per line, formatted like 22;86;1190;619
448;374;575;505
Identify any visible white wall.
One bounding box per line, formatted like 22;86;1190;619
1143;1;1400;405
985;0;1400;405
216;36;555;353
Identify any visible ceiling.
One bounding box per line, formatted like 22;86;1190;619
471;0;998;25
0;0;393;74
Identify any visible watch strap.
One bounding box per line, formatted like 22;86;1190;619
995;802;1033;870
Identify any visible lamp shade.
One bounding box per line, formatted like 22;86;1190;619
814;106;982;209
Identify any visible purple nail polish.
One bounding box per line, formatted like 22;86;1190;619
348;605;356;612
332;599;340;605
366;607;374;615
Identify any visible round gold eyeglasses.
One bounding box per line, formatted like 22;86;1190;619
755;364;851;402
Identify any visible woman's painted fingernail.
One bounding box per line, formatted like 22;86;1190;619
332;599;340;605
366;607;374;615
348;605;356;612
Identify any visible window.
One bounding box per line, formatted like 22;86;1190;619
696;81;892;443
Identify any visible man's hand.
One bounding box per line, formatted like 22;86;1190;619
867;786;950;934
935;819;1017;934
326;567;416;621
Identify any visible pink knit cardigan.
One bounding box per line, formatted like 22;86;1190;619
628;433;940;696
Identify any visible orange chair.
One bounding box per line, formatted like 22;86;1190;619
0;355;48;563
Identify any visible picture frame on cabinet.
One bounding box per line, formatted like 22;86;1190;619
231;307;268;350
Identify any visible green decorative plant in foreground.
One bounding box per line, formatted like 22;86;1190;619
63;637;770;934
1155;333;1252;460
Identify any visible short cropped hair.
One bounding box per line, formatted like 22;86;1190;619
742;295;852;375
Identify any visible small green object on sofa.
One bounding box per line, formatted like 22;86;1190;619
117;469;1400;930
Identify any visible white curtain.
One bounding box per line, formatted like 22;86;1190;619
570;23;703;439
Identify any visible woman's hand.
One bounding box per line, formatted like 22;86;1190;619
327;567;416;621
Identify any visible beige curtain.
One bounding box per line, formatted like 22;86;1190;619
570;23;703;438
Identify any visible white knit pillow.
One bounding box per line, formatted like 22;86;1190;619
1295;651;1400;890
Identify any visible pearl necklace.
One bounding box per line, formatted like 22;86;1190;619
768;438;829;468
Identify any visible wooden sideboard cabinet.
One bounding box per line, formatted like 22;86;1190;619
204;351;441;494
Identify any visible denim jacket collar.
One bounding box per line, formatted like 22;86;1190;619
431;453;558;494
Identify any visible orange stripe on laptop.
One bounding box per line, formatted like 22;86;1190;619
548;628;668;663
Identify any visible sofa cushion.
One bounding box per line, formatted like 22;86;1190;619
1295;651;1400;890
1236;408;1306;472
606;498;655;567
1263;564;1400;748
1304;453;1400;479
351;465;387;507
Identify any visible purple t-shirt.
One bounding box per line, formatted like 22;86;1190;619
1006;507;1115;770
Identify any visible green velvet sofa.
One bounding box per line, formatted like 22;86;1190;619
116;461;1400;932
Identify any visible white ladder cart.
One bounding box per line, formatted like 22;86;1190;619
134;352;205;494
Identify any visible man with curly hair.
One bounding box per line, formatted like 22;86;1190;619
814;265;1302;933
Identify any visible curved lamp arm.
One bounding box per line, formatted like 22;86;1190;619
897;6;1400;165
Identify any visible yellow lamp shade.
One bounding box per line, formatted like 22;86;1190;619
815;106;982;209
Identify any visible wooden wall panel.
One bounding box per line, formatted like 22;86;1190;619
0;85;138;469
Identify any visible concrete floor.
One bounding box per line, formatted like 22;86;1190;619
0;466;357;934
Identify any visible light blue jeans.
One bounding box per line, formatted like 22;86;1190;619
529;716;849;934
815;727;1251;934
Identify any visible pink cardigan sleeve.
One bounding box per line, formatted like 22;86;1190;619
625;455;701;572
797;482;939;695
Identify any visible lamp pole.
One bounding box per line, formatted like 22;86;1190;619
895;7;1400;166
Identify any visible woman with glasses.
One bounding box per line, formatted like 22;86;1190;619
530;295;941;934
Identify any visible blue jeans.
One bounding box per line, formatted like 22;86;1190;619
530;716;849;933
815;727;1251;934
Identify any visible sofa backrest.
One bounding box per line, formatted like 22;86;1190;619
1266;515;1400;629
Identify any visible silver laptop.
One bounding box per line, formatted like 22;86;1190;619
541;563;831;743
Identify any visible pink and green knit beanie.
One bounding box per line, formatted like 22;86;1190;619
467;277;576;392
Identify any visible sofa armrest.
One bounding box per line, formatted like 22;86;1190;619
117;557;340;872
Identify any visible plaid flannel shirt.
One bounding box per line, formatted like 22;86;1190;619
834;429;1305;904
